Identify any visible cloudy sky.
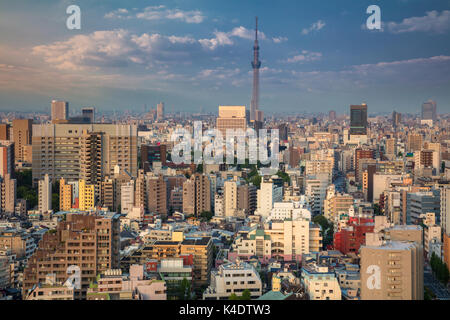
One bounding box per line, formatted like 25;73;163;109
1;0;450;115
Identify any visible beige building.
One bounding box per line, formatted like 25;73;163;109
180;237;213;288
360;241;423;300
23;212;121;299
216;106;247;135
1;173;16;214
38;174;52;213
12;119;33;164
51;100;69;121
25;274;74;300
32;123;138;184
183;173;211;217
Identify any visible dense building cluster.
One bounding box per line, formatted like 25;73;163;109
0;98;449;301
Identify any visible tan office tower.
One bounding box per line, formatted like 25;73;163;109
180;237;213;288
237;184;257;215
32;123;137;184
146;175;168;216
0;141;14;178
216;106;247;135
360;241;423;300
100;178;115;211
183;173;211;217
157;102;164;121
0;124;10;140
23;212;120;299
0;173;16;214
59;178;73;211
407;133;423;152
386;138;396;156
12;119;32;164
51;100;69;121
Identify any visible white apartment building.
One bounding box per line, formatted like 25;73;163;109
305;174;329;215
38;174;52;213
267;199;311;222
301;263;342;300
256;180;282;219
121;180;135;214
203;260;262;300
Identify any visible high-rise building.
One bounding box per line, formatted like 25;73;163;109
278;123;288;141
51;100;69;121
329;110;336;122
216;106;247;135
180;237;213;289
360;241;423;300
23;212;120;299
0;124;10;141
38;174;52;213
78;179;95;211
349;104;368;135
392;111;401;128
183;173;211;217
81;107;95;123
0;174;16;214
355;148;375;183
146;175;168;216
141;144;167;171
250;17;261;122
256;180;283;219
407;134;423;153
12;119;32;164
0;141;14;178
440;186;450;235
157;102;165;121
421;100;436;121
32;123;138;184
385;138;396;157
59;178;73;211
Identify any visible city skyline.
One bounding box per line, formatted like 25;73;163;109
0;0;449;114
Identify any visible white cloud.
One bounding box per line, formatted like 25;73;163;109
387;10;450;34
199;26;265;51
301;20;326;35
272;36;288;43
199;31;233;50
105;5;205;23
32;29;205;71
285;50;322;63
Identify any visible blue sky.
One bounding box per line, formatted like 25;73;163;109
0;0;450;115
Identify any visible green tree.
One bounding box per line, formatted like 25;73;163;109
241;289;251;300
200;211;213;221
229;293;239;300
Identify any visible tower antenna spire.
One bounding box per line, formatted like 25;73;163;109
255;16;258;41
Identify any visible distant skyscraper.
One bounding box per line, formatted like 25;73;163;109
0;141;14;178
12;119;32;164
421;100;436;121
250;17;261;122
329;110;336;121
157;102;165;121
81;107;95;123
392;111;401;128
350;103;368;135
51;100;69;121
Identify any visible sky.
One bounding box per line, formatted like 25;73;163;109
0;0;450;115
